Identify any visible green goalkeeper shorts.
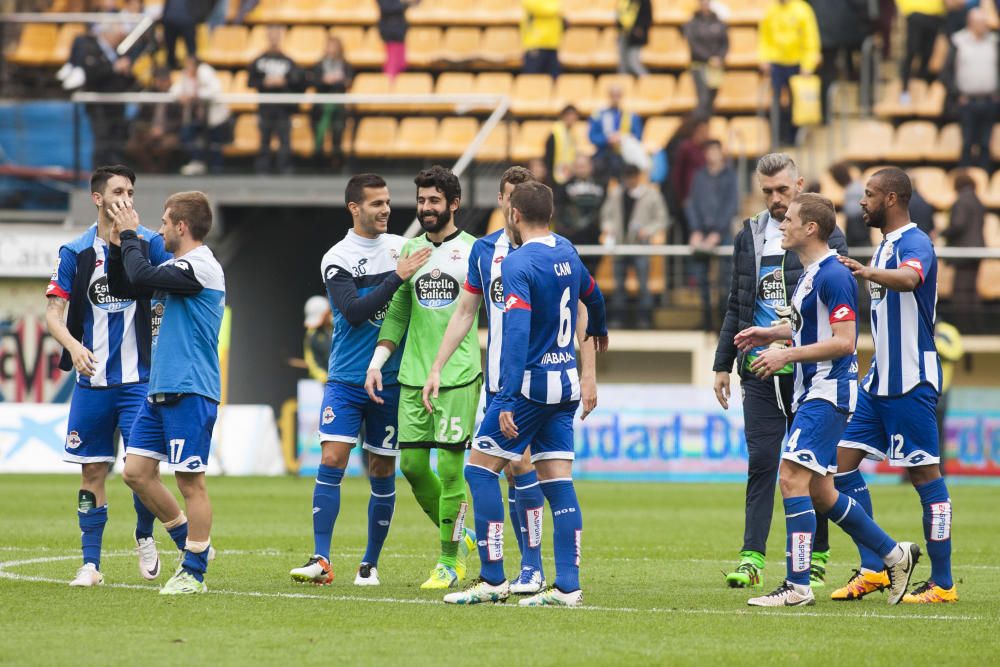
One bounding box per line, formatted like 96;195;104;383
398;378;482;450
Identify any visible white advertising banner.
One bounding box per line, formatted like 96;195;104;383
0;227;75;278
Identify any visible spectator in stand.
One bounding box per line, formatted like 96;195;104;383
589;83;644;182
310;35;354;171
77;23;136;167
527;157;552;187
941;7;999;169
617;0;652;77
942;170;986;323
686;139;738;331
758;0;821;145
555;155;606;275
907;172;937;236
544;105;580;186
897;0;946;103
669;114;709;243
125;67;182;173
248;26;302;174
378;0;418;81
303;295;333;384
57;0;150;90
173;55;231;175
521;0;563;78
684;0;729;114
808;0;873;123
829;162;868;247
601;164;669;329
161;0;213;70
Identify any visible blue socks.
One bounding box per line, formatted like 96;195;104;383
166;520;189;551
312;464;344;561
182;545;210;582
465;464;506;585
783;496;815;586
834;468;884;572
917;478;953;589
363;474;396;567
507;484;525;556
829;492;897;560
514;471;545;575
133;492;156;541
79;505;108;569
541;478;582;593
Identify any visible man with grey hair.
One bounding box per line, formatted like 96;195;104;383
713;153;849;590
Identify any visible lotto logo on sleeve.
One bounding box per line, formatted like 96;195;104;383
791;532;812;573
505;294;530;312
830;304;856;323
901;258;924;278
485;521;504;562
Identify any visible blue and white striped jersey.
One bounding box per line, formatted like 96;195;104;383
862;223;941;396
464;229;513;393
495;234;607;408
47;223;170;388
321;230;406;386
789;250;858;413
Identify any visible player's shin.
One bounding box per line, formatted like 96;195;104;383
133;492;156;541
400;449;442;526
829;493;897;561
514;471;545;574
783;496;816;587
312;465;344;561
182;539;211;581
163;512;189;551
916;477;953;589
464;464;506;584
78;490;108;569
437;449;468;568
363;474;396;567
507;484;525;555
834;468;884;572
540;478;582;593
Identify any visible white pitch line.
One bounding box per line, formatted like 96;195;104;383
0;553;983;622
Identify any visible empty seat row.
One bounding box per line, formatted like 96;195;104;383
842;120;1000;166
874;79;948;119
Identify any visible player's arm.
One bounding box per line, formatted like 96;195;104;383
106;238;148;299
733;321;793;352
326;266;402;327
751;320;855;379
837;255;922;292
577;263;609;352
576;302;597;420
107;202;203;295
422;288;480;412
45;247;97;376
496;262;533;438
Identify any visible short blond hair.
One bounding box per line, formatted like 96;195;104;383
165;191;212;241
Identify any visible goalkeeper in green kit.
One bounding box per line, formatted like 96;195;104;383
365;166;480;589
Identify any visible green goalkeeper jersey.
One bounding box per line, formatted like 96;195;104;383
378;230;481;388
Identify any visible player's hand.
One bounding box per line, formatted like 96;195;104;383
734;326;774;352
108;199;140;234
422;368;441;413
837;255;873;279
365;368;384;404
750;347;790;380
580;375;598;420
71;342;98;377
584;333;609;353
713;371;730;410
395;247;433;280
499;410;518;439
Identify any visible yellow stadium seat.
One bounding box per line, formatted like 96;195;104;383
983;212;1000;246
592;73;635;115
511;74;557;116
652;0;698;25
353;117;398;158
937;257;955;299
349;28;386;69
244;0;283;23
476;72;514;97
665;71;698;113
571;119;597;156
992;124;1000;161
925;122;961;162
314;0;378;25
977;260;1000;300
908;166;954;210
227;70;257;112
224;114;260;156
642;116;682;154
728;116;771;158
641;26;689;70
440;27;482;64
554;73;596;115
562;0;616;26
330;26;366;56
843;120;894;163
290;114;316;157
271;0;320;23
886;120;938;162
392;72;434;113
559;27;617;70
480;27;522;68
629;74;675;116
874;79;927;118
435;72;476;96
476;122;511;162
714;71;766;113
405;27;443;69
708;116;729;145
407;0;448;25
471;0;523;25
243;25;271;65
917;81;947;118
349;72;391;113
52;24;86;66
201;25;247;68
984;171;1000;210
431;117;480;158
727;0;769;25
725;27;758;68
10;24;59;67
511;121;552;163
285;26;327;67
393;117;438;158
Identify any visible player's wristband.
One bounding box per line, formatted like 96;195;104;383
368;345;391;370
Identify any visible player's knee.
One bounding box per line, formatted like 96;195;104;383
907;463;941;487
509;457;534;476
80;462;108;487
121;465;144;490
398;454;425;481
368;454;396;478
175;472;207;498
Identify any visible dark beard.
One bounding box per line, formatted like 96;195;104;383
865;208;886;229
419;208;451;234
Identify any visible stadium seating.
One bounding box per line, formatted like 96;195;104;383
640;26;690;70
652;0;699;25
393;117;439;158
559;28;618;70
226;70;257;112
469;0;522;25
977;259;1000;300
713;71;766;113
432;117;481;158
440;27;482;65
9;24;61;67
727;116;771;159
310;0;379;25
405;27;443;69
725;27;759;68
555;74;597;116
284;26;327;67
225;113;260;156
353;117;398;157
476;122;511;162
926;123;962;163
563;0;617;26
510;121;552;163
908;166;955;210
630;74;675;116
511;74;556;116
641;116;682;154
886;120;938;163
479;27;522;69
666;72;698;113
843;120;895;163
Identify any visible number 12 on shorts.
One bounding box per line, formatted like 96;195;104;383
890;434;904;460
169;438;186;464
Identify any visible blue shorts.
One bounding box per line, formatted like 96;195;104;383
318;381;400;457
126;394;218;473
838;383;940;467
63;383;147;464
473;395;579;463
782;400;850;476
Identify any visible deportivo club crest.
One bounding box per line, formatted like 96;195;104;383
66;431;82;449
322;407;335;425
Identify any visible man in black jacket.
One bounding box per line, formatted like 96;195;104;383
248;26;301;174
713;153;849;590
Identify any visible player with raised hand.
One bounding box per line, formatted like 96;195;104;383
735;194;920;608
290;174;431;587
421;166;600;594
45;165;172;588
832;168;956;604
444;180;608;608
106;190;226;595
365;166;480;590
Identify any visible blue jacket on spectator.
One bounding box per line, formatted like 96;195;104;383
685;163;739;238
588;107;643;151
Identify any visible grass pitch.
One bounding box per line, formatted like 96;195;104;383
1;474;997;666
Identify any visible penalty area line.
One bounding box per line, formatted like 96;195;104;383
0;554;982;622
